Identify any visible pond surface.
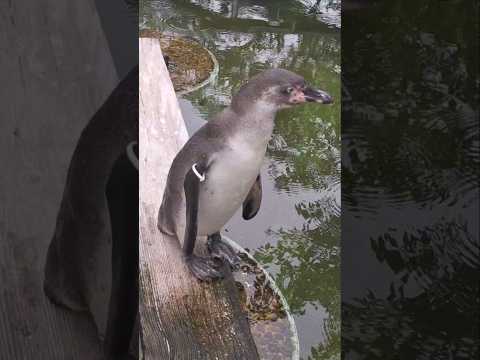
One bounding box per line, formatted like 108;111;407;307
140;1;341;359
341;1;478;359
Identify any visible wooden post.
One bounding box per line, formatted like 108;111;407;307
139;38;259;359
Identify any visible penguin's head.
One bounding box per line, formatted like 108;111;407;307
233;68;333;113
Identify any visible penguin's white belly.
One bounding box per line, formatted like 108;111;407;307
197;143;264;236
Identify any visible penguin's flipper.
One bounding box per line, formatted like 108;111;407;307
242;174;262;220
183;162;223;281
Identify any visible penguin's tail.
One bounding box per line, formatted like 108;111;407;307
157;200;177;236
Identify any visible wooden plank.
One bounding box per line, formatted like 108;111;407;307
139;37;259;359
0;0;118;358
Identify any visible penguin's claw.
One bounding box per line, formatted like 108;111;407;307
185;255;224;282
207;237;241;270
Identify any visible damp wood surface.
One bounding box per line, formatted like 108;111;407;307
0;0;118;359
139;37;259;360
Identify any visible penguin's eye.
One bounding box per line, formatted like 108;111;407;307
284;87;294;94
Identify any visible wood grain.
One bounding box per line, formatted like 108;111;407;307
0;0;118;359
139;38;259;360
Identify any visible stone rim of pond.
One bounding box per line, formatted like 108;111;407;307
222;235;300;360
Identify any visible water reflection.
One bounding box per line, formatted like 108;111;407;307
141;1;341;358
172;0;341;27
342;1;478;358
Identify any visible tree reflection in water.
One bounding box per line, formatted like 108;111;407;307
342;1;478;359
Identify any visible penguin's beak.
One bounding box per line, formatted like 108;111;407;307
303;87;333;104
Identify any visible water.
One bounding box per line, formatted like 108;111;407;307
341;1;479;359
140;1;341;359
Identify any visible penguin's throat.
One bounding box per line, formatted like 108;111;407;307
237;115;274;146
251;99;279;115
236;100;276;137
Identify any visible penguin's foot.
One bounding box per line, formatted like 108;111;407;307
185;255;224;282
207;235;241;270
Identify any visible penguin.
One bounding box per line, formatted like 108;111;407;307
158;68;333;281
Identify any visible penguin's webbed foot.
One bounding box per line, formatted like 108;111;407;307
185;255;224;282
207;234;241;270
